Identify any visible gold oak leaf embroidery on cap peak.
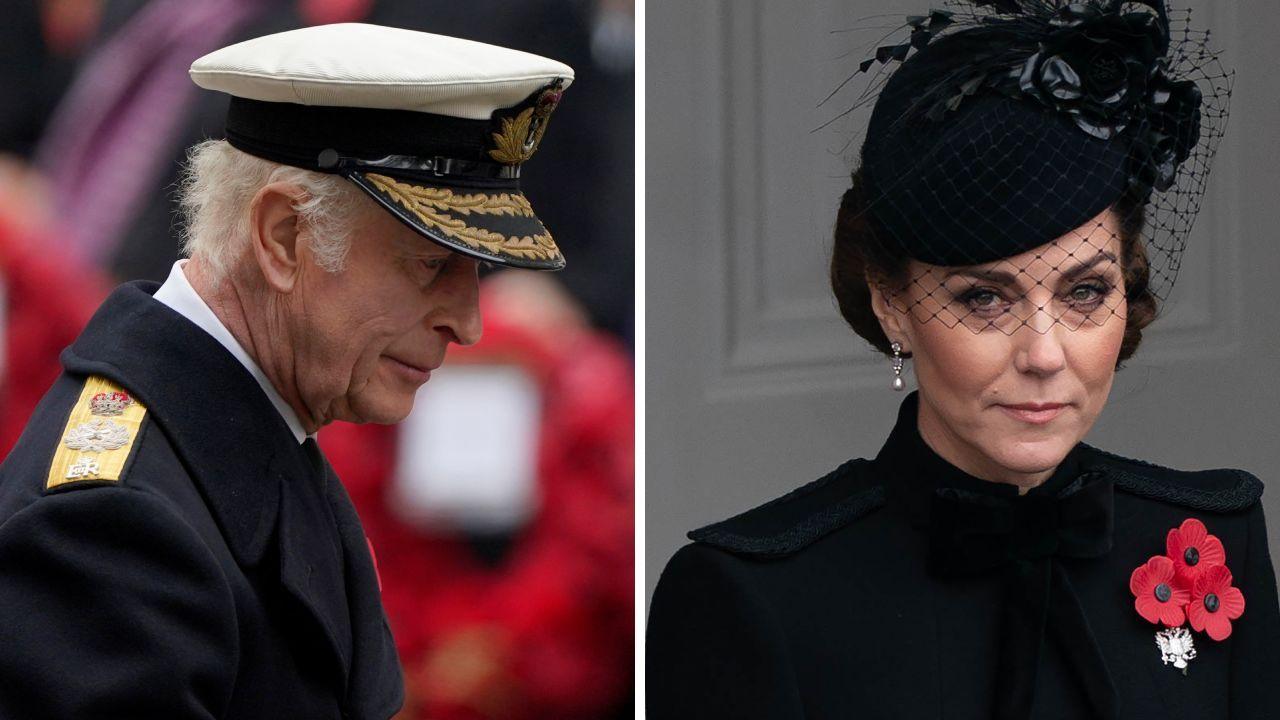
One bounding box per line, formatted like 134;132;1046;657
363;173;560;261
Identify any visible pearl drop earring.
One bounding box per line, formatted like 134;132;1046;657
890;342;905;391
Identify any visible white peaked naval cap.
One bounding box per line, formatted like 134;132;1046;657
190;23;574;119
189;23;576;270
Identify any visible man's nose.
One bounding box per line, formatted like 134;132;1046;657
432;259;483;346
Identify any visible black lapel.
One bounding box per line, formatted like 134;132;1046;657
322;457;405;718
276;448;354;690
62;282;356;692
869;515;945;716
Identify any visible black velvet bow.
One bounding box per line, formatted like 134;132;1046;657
929;471;1119;720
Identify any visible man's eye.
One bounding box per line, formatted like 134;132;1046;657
420;258;448;272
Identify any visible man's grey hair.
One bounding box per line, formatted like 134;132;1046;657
177;140;365;282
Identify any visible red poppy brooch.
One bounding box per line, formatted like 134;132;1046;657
1129;518;1245;673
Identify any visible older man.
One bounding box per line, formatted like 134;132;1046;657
0;24;572;720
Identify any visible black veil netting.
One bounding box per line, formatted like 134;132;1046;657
835;0;1231;335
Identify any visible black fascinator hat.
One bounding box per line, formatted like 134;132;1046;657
840;0;1231;335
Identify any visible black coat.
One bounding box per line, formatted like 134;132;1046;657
648;393;1280;719
0;282;404;719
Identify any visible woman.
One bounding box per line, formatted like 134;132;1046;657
646;2;1280;718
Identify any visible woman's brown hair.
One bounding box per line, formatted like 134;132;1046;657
830;168;1158;365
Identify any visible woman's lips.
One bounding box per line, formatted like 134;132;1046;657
383;355;433;384
996;402;1068;425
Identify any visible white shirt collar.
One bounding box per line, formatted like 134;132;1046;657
153;260;311;444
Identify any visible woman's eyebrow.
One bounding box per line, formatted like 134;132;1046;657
1058;250;1120;281
943;266;1019;285
943;250;1120;286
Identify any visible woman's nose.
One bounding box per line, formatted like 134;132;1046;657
1013;309;1067;376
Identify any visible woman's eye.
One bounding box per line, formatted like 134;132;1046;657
957;287;1008;315
1066;282;1109;309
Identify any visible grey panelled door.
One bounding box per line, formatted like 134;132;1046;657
646;0;1280;602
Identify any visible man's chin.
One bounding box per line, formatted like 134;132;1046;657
336;390;416;426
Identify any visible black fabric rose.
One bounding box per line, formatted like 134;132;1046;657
1017;4;1166;139
1131;76;1203;192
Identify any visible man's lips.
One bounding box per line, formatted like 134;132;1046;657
389;357;433;373
383;355;436;382
995;402;1069;425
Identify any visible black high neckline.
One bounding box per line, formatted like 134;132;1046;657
877;391;1087;528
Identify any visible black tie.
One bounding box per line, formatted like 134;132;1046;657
929;470;1119;720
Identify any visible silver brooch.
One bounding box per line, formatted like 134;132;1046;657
1156;627;1197;674
63;419;130;453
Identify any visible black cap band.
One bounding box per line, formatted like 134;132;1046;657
224;96;521;188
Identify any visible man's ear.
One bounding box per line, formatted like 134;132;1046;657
866;272;912;355
248;182;309;294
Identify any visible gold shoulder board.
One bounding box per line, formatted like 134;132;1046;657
46;377;147;491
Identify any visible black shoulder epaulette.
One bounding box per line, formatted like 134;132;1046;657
1084;445;1263;513
687;459;885;559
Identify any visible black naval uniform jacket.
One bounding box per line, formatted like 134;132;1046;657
648;393;1280;719
0;282;404;719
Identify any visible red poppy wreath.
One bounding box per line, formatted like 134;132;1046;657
1129;518;1245;672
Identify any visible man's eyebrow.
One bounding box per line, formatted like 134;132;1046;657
401;243;453;258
